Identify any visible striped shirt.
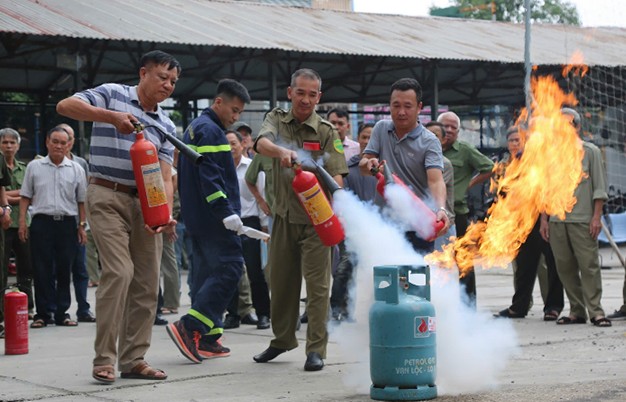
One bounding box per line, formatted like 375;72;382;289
73;83;175;187
20;156;87;217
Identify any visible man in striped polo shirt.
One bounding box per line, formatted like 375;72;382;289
56;50;180;383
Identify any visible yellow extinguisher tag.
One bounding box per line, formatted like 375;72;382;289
299;183;333;225
141;162;168;207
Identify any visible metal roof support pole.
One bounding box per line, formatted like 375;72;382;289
431;63;439;121
269;60;277;108
73;69;86;157
479;105;484;149
523;0;532;121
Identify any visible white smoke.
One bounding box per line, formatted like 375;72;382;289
331;189;519;395
384;183;436;240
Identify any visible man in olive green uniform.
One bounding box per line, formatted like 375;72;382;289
252;68;348;371
540;108;611;327
0;129;15;337
0;128;33;318
439;111;494;308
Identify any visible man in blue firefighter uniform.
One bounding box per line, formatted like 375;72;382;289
166;79;251;363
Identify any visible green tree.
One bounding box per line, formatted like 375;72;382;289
0;92;33;103
430;0;581;25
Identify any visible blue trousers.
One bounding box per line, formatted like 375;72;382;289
183;235;243;342
72;244;91;317
30;215;78;324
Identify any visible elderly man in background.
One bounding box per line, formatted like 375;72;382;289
540;108;611;328
19;126;87;330
439;111;493;308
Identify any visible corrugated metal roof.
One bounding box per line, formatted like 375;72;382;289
0;0;624;66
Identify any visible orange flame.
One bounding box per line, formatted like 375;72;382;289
562;50;589;78
426;68;585;274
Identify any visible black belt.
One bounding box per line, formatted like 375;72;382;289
34;214;76;221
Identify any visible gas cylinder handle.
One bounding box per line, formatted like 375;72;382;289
405;265;431;301
135;123;204;166
373;266;399;304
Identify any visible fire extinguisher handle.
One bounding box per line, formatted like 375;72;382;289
134;123;204;166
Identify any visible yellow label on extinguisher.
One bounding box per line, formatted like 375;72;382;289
298;183;333;225
141;162;168;207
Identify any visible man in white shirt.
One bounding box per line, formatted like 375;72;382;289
19;126;87;329
223;130;271;330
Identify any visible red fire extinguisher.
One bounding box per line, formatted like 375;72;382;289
292;165;344;246
4;287;28;355
130;124;170;229
372;162;444;241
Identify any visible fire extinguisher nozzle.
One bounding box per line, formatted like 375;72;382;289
132;122;144;132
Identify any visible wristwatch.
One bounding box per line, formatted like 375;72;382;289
79;221;88;228
438;207;452;218
1;205;11;217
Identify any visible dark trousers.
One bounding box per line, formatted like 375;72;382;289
405;231;435;255
455;213;477;308
72;243;91;317
330;240;354;317
1;228;34;322
184;234;243;343
30;215;78;324
227;216;270;317
511;219;564;315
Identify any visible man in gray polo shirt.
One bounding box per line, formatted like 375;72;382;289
360;78;450;253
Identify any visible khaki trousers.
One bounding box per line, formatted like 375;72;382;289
160;238;180;309
87;184;161;372
549;221;605;319
268;215;331;357
85;229;100;283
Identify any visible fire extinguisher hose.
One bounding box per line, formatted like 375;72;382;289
133;123;204;166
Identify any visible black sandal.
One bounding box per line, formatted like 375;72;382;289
556;316;586;325
30;319;47;328
493;308;525;319
543;310;559;321
57;318;78;327
590;317;612;327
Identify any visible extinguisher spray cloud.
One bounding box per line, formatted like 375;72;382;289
331;189;519;395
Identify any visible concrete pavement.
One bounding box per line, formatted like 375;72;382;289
1;254;625;402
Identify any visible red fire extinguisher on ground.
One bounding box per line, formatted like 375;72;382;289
4;286;28;355
292;163;344;246
130;124;170;229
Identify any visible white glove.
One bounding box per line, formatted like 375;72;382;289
223;214;244;233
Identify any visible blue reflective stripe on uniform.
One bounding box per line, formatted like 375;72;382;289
206;191;227;203
188;308;215;328
188;144;231;153
208;327;223;336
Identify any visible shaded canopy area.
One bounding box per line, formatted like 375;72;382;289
2;0;625;108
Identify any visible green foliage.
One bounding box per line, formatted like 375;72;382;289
430;0;581;26
169;110;183;125
0;92;33;103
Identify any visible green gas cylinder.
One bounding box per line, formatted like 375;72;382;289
369;265;437;401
